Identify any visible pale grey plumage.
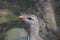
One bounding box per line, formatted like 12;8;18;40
21;14;44;40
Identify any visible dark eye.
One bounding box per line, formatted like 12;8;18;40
27;17;32;20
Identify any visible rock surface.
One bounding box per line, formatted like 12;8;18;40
4;28;28;40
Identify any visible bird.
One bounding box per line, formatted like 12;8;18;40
18;13;44;40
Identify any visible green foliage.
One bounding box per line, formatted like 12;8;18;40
0;0;35;16
0;32;5;40
10;6;21;16
0;0;35;40
6;0;35;8
9;14;19;21
6;0;25;2
0;3;21;22
25;0;35;8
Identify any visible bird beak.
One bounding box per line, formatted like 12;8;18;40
18;16;24;19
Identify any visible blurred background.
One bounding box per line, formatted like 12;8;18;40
0;0;60;40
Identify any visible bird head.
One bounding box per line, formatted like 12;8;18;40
18;14;38;25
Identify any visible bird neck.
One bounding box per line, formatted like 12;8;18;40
29;22;40;40
30;23;40;33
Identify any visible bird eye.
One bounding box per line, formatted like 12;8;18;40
27;17;32;20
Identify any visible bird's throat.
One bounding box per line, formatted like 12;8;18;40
29;23;40;40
